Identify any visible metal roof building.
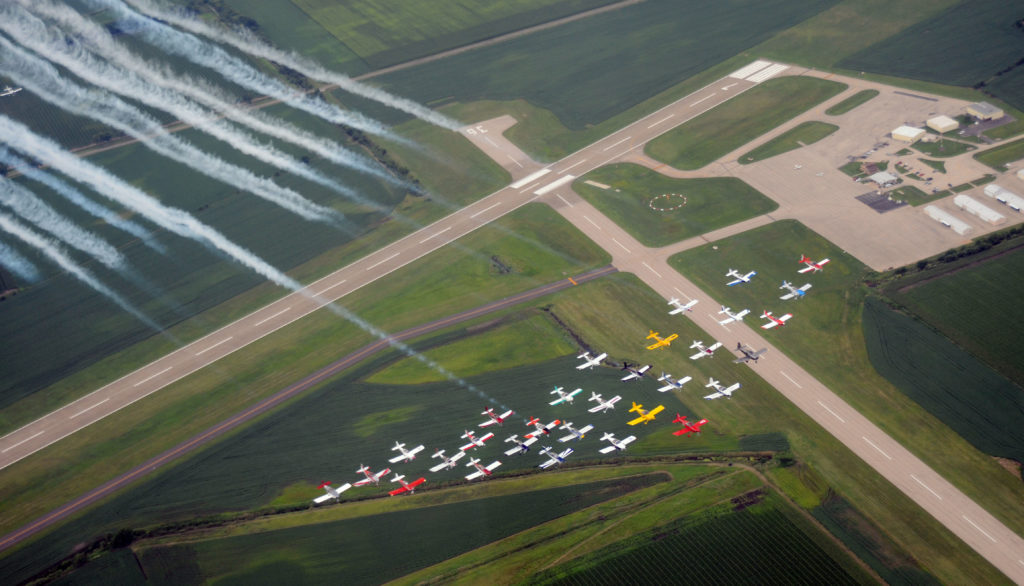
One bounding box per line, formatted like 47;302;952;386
892;125;926;142
924;205;972;236
966;101;1004;120
926;115;958;133
954;194;1006;225
984;184;1024;212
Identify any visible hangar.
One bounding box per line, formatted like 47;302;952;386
926;115;958;133
966;101;1004;121
892;125;926;142
924;205;972;236
984;184;1024;212
954;194;1006;225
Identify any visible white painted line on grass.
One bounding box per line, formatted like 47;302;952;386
556;193;573;207
611;238;631;254
583;215;602;230
911;474;943;500
2;431;43;453
559;160;587;174
533;175;575;196
647;114;674;128
254;307;292;327
690;94;716;107
366;252;401;271
780;371;802;388
314;279;347;296
816;400;845;423
196;336;234;356
470;201;502;218
420;227;452;244
510;169;550;189
133;366;172;388
963;515;998;543
602;136;631;152
71;398;109;419
862;436;893;460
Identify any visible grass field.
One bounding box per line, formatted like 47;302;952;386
912;138;976;158
570;163;778;247
825;89;880;116
645;77;847;170
974;138;1024;170
888;184;937;206
738;121;839;164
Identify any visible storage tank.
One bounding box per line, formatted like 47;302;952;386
954;195;1006;225
924;205;973;236
984;184;1024;212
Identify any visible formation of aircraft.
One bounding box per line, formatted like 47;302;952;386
388;441;425;463
717;306;750;325
558;421;594;442
668;297;698;315
465;457;502;480
798;255;830;273
538;445;574;469
576;351;607;370
779;281;812;300
549;386;583;405
645;330;678;350
504;434;538;456
656;372;691;393
313;481;352;504
703;378;741;400
672;414;709;436
627;402;664;425
428;449;466;472
0;86;22;97
598;432;637;453
525;417;561;438
479;407;514;428
388;474;426;496
354;465;391;487
587;392;621;413
620;362;651;381
459;430;496;451
760;310;792;329
733;343;767;364
689;340;723;360
726;268;757;286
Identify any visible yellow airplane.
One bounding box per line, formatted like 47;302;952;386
627;402;665;425
645;330;678;350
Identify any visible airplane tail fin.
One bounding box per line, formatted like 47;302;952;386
673;413;685;424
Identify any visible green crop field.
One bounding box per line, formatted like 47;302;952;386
645;77;847;170
975;138;1024;171
825;89;879;116
738;121;839;164
571;164;777;247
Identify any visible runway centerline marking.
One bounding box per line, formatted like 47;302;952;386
816;401;845;423
611;238;631;254
483;136;498;147
70;398;109;420
911;474;942;500
1;431;43;453
506;155;523;168
133;367;172;388
559;159;587;174
555;194;573;207
780;371;802;388
254;307;291;327
963;515;998;543
519;182;542;193
583;215;602;230
690;93;716;107
862;436;893;460
366;252;401;271
419;227;451;244
642;262;661;278
196;337;233;356
602;136;631;152
314;279;347;296
647;114;674;128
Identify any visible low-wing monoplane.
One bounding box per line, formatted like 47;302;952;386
703;377;741;400
388;441;426;464
465;457;502;480
428;448;466;472
525;417;561;438
717;306;750;325
627;402;665;425
598;432;637;454
645;330;678;350
668;297;698;315
587;392;622;413
0;86;23;97
313;481;352;504
388;474;426;496
479;407;514;428
672;414;709;436
504;434;538;456
558;421;594;442
538;445;573;469
689;340;723;360
549;386;583;405
733;343;768;364
798;255;830;273
459;430;496;451
779;281;812;300
620;362;651;381
576;351;607;370
657;372;692;392
760;310;792;329
354;464;391;487
726;268;757;286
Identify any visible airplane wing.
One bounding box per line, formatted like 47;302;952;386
620;371;640;381
548;397;564;406
459;440;477;451
707;342;723;352
689;350;707;360
779;291;797;300
726;277;742;286
479;432;495;443
620;435;637;447
579;424;594;436
409;445;425;457
557;432;576;443
658;375;691;392
429;461;450;473
387;453;407;464
797;266;815;274
721;383;741;396
703;390;725;400
668;299;697;314
598;444;619;454
626;415;646;426
353;478;372;487
314;493;335;504
567;389;582;399
465;469;485;480
538;457;559;469
648;405;664;418
479;418;498;427
735;309;750;320
761;320;780;329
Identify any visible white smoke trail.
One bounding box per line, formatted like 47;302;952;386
0;178;125;270
0;30;346;226
0;212;161;331
117;0;462;131
0;237;41;282
85;0;401;141
0;147;165;253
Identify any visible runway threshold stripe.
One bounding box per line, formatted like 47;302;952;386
196;337;233;356
132;367;172;388
1;431;43;453
962;515;998;543
70;399;109;420
509;168;550;189
910;474;942;500
254;307;292;327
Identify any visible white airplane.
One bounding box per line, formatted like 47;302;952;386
657;372;692;392
689;340;723;360
428;448;466;472
598;432;637;454
798;255;830;273
524;417;561;439
538;445;574;469
588;392;622;413
465;457;502;480
779;281;812;300
717;306;750;325
576;351;607;370
668;297;698;315
503;434;538;456
703;377;741;400
313;481;352;504
354;464;391;487
479;407;514;428
549;386;583;405
0;86;22;97
459;429;496;451
734;343;768;364
726;268;757;286
620;362;651;381
388;441;425;464
760;310;793;329
558;421;594;442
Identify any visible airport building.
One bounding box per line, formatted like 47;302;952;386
926;115;958;133
924;205;972;236
954;194;1006;225
984;184;1024;212
966;101;1004;121
892;125;926;142
868;171;899;187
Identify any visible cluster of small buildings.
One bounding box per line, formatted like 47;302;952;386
890;101;1005;143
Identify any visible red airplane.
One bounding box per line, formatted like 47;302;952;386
479;407;514;428
760;310;792;330
798;254;830;273
387;474;426;496
524;417;561;439
672;414;708;436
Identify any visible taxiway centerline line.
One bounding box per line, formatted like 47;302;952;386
1;431;43;454
365;252;401;271
647;114;674;128
911;474;943;500
195;337;234;356
816;400;845;423
132;367;172;388
862;436;893;461
253;307;291;327
70;399;110;420
602;136;631;151
419;227;451;244
963;515;998;543
779;370;802;388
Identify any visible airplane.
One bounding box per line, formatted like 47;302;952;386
672;414;709;436
428;448;466;472
620;362;651;381
798;255;830;274
558;421;594;442
627;402;665;425
587;392;622;413
388;474;426;496
313;481;352;504
689;340;723;360
656;372;692;393
503;434;538;456
0;86;23;97
524;417;561;439
388;441;425;464
779;281;812;300
465;457;502;480
538;445;574;469
598;432;637;454
353;464;391;487
734;343;768;364
576;351;607;370
479;407;515;428
726;268;757;286
549;386;583;405
703;377;741;400
459;429;496;451
760;310;793;329
668;297;698;315
717;306;750;325
645;330;678;350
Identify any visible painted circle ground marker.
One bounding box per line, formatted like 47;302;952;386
648;193;687;212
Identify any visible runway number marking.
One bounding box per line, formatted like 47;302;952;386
962;515;998;543
419;227;451;244
816;400;845;423
1;431;43;453
133;367;172;388
779;370;802;388
611;238;631;254
862;436;893;460
602;136;632;152
365;252;401;271
642;262;661;278
70;398;110;420
463;125;488;135
196;337;234;356
910;474;943;500
254;307;292;327
470;202;502;219
647;114;674;128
